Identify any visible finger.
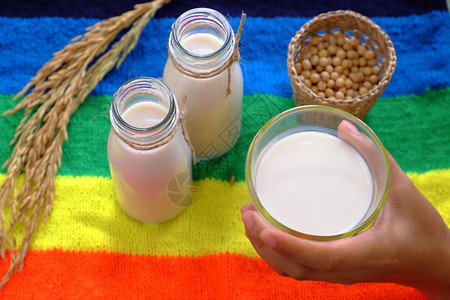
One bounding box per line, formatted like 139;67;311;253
338;120;394;224
240;203;255;215
338;120;388;177
241;210;290;276
257;227;379;284
242;210;379;283
338;121;405;182
253;229;369;284
245;230;291;277
242;209;321;281
337;120;378;154
259;227;381;273
241;209;273;249
338;121;413;209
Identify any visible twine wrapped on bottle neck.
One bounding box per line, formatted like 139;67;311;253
178;95;198;164
168;12;246;97
111;95;198;164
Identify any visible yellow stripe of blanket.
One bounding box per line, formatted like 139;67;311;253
2;169;448;256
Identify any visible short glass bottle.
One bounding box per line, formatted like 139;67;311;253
107;77;192;223
163;7;243;160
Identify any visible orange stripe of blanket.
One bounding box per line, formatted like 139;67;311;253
0;250;425;299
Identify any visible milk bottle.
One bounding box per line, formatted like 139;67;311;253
163;8;244;160
107;78;192;223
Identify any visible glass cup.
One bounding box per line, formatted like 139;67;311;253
245;105;390;241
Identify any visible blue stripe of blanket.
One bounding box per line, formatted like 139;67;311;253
0;12;449;97
1;0;447;18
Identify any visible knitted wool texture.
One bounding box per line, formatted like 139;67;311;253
0;13;449;98
0;172;448;256
1;0;447;18
0;1;449;298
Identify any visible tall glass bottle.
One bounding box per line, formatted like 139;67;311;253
163;8;244;160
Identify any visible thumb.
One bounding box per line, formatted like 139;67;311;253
338;120;408;188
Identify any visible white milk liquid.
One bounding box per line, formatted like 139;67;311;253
255;131;373;236
163;33;243;159
108;101;192;223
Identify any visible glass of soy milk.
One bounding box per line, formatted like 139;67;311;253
245;105;390;241
107;77;193;223
163;8;244;160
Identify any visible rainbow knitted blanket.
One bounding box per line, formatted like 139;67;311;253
0;0;449;298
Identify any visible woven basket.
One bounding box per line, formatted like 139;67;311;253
287;10;396;120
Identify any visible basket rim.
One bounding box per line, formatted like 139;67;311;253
287;10;397;106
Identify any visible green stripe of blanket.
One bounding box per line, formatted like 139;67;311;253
1;88;449;180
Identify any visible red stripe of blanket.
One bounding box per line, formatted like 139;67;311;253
0;250;424;299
